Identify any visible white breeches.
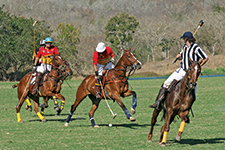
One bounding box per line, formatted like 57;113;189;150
97;62;114;76
36;63;51;74
163;67;197;99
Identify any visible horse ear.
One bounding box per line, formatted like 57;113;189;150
128;48;131;51
122;48;127;53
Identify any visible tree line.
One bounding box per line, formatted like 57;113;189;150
1;3;225;81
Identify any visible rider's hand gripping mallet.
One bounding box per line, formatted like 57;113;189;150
172;20;204;64
99;80;117;119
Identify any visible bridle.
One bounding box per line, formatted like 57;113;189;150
186;62;201;90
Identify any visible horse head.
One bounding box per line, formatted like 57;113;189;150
187;57;201;90
121;48;142;70
51;55;73;76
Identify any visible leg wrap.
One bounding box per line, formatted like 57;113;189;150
162;131;168;143
26;98;32;106
178;121;186;133
90;117;96;127
37;112;44;120
66;112;73;123
132;93;137;110
124;109;132;119
17;113;21;122
60;100;65;111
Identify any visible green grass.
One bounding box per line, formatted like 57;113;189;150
0;77;225;149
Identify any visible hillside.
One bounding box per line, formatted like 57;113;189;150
135;54;225;76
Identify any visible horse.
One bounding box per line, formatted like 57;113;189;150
148;58;201;146
64;48;142;128
13;55;73;122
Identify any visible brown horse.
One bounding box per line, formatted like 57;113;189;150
148;59;201;146
13;55;73;122
64;48;142;128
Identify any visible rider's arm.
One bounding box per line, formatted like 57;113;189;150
34;57;39;66
176;54;182;60
200;57;209;66
94;64;98;72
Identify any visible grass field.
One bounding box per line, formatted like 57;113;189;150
0;77;225;150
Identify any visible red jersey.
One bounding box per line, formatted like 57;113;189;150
93;46;114;65
36;45;59;64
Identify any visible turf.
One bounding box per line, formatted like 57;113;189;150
0;77;224;149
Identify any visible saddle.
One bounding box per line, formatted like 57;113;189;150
167;79;179;93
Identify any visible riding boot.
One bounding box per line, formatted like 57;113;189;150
95;79;102;99
32;72;42;95
149;87;168;109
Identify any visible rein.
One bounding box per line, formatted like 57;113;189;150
103;52;138;85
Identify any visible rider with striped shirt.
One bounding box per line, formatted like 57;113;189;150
150;31;209;109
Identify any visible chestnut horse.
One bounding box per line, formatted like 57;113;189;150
13;55;73;122
65;48;142;128
148;59;201;146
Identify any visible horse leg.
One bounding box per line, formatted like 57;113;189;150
32;97;46;122
64;90;88;127
147;108;162;142
122;90;137;115
52;93;65;115
88;94;101;128
52;96;59;112
159;109;173;146
175;111;189;142
25;97;32;112
114;94;135;121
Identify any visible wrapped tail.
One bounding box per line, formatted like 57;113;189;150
12;83;18;88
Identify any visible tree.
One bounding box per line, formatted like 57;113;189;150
105;12;139;58
0;5;52;81
55;23;81;75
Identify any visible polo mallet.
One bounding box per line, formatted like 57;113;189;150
172;20;204;64
99;80;117;119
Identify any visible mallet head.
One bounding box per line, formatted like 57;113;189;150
199;20;204;26
113;113;117;119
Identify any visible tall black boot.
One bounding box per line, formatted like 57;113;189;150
32;72;42;95
95;79;102;99
149;87;167;109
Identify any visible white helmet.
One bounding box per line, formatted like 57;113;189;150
40;40;45;46
96;42;106;53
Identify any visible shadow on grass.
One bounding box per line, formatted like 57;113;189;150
34;113;88;117
178;138;225;145
28;117;86;123
97;123;150;129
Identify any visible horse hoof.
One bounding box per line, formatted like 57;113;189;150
147;140;152;143
18;120;23;123
25;105;29;110
41;119;46;122
94;125;99;128
161;143;166;146
64;122;69;127
131;108;135;115
175;135;181;142
129;117;136;122
29;106;32;112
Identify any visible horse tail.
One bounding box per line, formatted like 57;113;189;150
12;83;18;88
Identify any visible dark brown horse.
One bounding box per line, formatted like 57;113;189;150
13;55;73;122
64;48;142;128
148;59;201;146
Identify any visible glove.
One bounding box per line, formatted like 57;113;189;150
110;58;115;65
32;65;37;73
95;71;101;80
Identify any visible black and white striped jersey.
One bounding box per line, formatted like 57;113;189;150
180;43;208;71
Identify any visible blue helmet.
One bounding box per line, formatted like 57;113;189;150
45;37;53;43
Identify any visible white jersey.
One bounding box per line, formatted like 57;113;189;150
180;43;208;71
